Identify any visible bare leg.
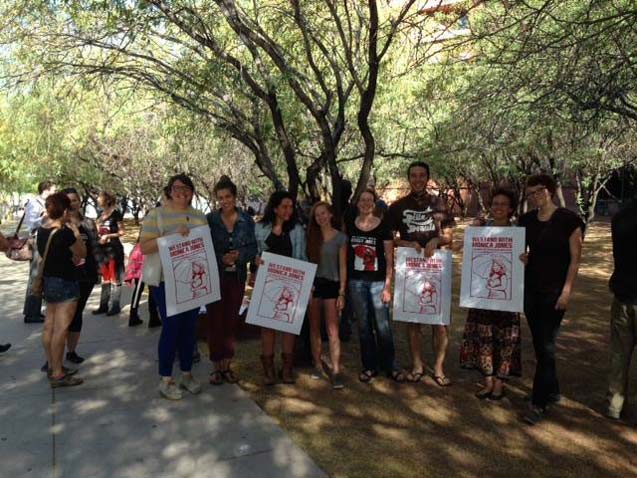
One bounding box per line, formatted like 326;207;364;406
282;333;296;354
261;328;276;356
408;323;424;375
433;325;449;378
51;302;77;377
308;298;323;367
323;299;341;374
42;305;56;367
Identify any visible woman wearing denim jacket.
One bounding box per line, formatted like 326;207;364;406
346;189;405;384
206;176;257;385
254;191;307;385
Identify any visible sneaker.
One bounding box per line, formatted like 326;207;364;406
92;307;108;315
128;318;143;327
0;344;10;354
331;373;345;390
50;374;84;388
159;380;183;400
106;307;121;317
310;366;323;380
180;374;202;395
41;362;49;372
523;406;545;425
66;351;85;364
605;408;621;420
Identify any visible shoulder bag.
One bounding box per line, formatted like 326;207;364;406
31;228;58;297
141;207;164;287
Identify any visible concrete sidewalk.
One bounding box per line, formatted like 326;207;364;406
0;256;326;478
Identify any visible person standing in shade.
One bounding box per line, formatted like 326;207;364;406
140;174;207;400
0;231;12;353
605;198;637;420
459;189;522;400
23;180;56;323
206;176;257;385
519;174;584;425
62;188;99;364
387;161;455;386
346;189;405;383
93;191;126;316
125;240;161;328
307;202;348;389
255;191;307;386
38;193;86;387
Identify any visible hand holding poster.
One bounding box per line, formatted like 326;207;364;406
246;252;316;335
157;225;221;316
459;226;525;313
393;248;452;325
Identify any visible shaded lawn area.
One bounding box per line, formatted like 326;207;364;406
212;221;636;478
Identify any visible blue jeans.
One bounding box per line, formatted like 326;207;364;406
349;280;397;374
151;283;199;377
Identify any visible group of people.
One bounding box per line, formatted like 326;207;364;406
10;159;636;427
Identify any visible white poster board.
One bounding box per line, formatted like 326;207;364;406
393;248;452;325
158;225;221;316
246;252;317;335
459;226;525;313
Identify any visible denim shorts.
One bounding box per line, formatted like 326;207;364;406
43;276;81;304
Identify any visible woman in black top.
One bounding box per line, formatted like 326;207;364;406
38;192;86;388
519;174;584;425
63;188;99;364
93;191;126;316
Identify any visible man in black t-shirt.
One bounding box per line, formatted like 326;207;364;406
387;161;455;386
606;199;637;420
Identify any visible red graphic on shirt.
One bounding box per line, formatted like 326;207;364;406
353;244;378;272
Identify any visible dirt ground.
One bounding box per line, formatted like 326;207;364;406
212;221;636;478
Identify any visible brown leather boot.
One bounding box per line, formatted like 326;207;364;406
260;355;276;386
281;353;296;384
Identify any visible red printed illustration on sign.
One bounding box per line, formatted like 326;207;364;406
256;263;304;323
402;256;442;315
169;237;212;304
470;236;512;301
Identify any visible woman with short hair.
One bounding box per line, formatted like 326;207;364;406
93;190;126;316
38;192;87;387
140;174;207;400
206;176;257;385
519;174;584;425
254;191;306;385
460;188;522;400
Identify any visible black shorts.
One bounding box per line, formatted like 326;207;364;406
313;278;340;300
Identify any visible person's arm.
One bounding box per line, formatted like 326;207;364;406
555;227;583;310
67;224;87;259
382;239;393;304
424;226;453;258
0;232;8;252
237;216;258;265
337;242;347;311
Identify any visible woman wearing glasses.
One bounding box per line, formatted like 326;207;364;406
140;174;208;400
518;174;584;425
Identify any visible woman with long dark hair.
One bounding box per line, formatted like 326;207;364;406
307;201;347;389
206;176;257;385
254;191;306;385
93;190;126;316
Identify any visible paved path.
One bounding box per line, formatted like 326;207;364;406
0;255;326;478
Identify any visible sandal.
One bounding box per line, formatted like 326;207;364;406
358;370;377;383
406;370;425;383
209;371;223;386
475;388;492;399
390;370;407;383
433;375;452;387
221;369;239;384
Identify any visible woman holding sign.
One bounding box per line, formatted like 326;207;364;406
255;191;307;385
460;189;522;400
519;174;584;425
346;189;405;383
206;176;257;385
140;174;208;401
307;202;348;389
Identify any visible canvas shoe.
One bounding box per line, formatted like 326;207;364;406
159;380;183;400
180;374;202;395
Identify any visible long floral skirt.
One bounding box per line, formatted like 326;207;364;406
459;308;521;379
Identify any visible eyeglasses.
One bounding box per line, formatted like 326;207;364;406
525;187;546;199
172;185;192;193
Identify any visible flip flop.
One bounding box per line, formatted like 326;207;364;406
390;370;407;383
433;375;452;387
406;371;425;383
358;370;377;383
209;371;223;386
221;369;239;384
